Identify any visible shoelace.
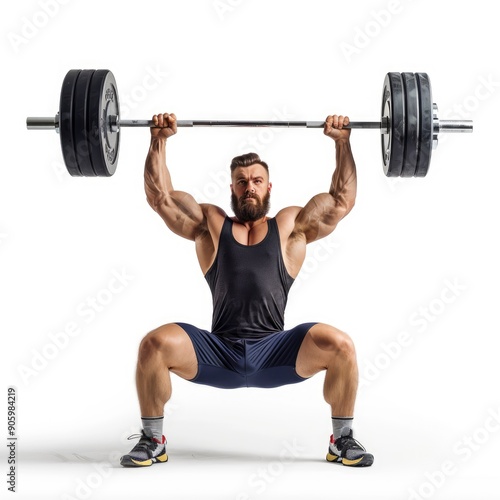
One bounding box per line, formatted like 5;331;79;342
337;434;366;453
127;433;143;441
126;433;156;452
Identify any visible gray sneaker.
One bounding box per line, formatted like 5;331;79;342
326;427;374;467
120;431;168;467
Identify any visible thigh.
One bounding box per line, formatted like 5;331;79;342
145;323;199;380
295;323;350;378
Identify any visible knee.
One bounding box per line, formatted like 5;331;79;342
336;334;356;360
310;325;356;359
138;324;181;365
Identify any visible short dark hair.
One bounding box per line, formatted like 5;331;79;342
230;152;269;174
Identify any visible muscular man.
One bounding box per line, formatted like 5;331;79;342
120;113;374;468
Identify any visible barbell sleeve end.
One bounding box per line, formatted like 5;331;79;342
436;120;473;133
26;115;59;130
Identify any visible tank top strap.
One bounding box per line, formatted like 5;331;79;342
221;216;233;241
267;217;279;239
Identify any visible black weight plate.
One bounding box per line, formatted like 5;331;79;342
59;69;82;176
73;70;97;176
415;73;433;177
401;73;419;177
381;73;405;177
88;70;120;177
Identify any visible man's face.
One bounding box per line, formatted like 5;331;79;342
230;164;272;222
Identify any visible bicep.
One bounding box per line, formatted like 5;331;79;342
154;190;206;241
294;193;350;243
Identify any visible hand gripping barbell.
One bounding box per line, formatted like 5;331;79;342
26;69;473;178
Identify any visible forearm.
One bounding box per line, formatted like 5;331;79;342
143;134;205;238
144;137;174;210
329;139;357;210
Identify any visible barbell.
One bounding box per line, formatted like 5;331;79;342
26;69;473;178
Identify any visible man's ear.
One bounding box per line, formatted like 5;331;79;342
268;182;272;192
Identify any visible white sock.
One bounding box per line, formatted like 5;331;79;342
332;416;353;440
141;416;164;441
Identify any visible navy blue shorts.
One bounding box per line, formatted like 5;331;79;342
176;322;317;389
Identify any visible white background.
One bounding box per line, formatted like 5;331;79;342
1;0;499;499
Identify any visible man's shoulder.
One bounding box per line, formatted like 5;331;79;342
200;203;227;219
275;206;302;226
196;204;227;242
275;206;304;239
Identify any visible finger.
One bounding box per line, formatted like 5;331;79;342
337;115;345;129
343;115;350;127
152;114;159;127
332;114;339;129
168;113;177;133
324;115;333;135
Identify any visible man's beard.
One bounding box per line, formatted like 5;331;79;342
231;191;271;222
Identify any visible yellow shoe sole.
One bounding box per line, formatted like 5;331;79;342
121;452;168;467
326;452;373;467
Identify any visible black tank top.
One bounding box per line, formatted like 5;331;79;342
205;217;294;339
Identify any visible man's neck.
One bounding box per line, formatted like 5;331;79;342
232;216;269;231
